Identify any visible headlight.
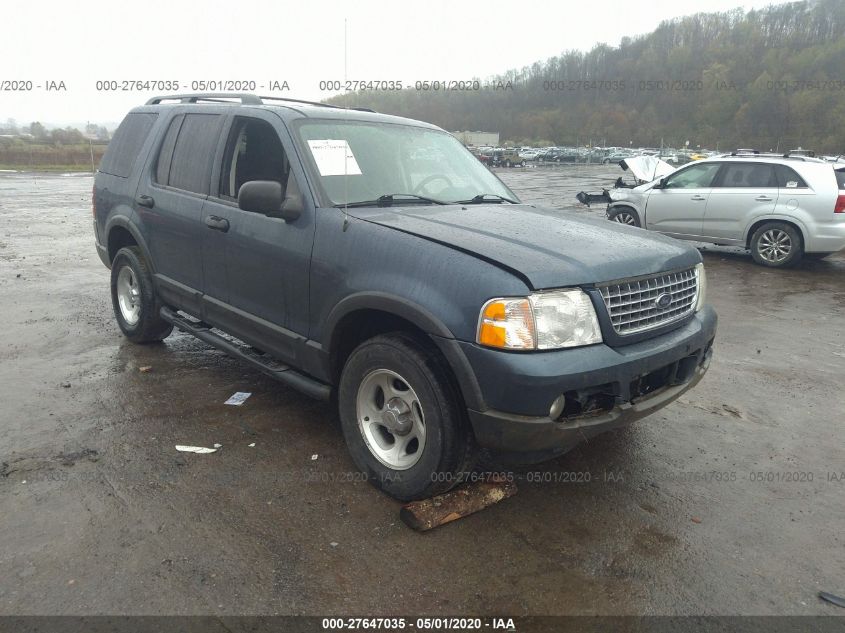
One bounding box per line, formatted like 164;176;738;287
694;262;707;312
477;289;602;350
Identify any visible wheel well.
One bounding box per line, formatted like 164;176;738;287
609;205;639;218
107;226;138;262
330;310;435;382
745;219;804;249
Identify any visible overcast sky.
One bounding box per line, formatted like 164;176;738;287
1;0;787;126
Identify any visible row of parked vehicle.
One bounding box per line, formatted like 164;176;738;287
475;144;845;169
472;145;709;167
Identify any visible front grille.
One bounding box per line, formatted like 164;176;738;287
599;268;697;336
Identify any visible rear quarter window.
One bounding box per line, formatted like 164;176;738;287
775;164;808;188
835;168;845;190
99;113;158;178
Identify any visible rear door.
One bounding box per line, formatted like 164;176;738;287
701;162;778;242
643;162;721;238
137;111;224;315
772;163;816;222
200;110;315;364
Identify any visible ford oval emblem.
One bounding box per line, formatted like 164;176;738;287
655;292;672;309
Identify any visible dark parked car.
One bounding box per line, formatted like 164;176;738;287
94;93;717;500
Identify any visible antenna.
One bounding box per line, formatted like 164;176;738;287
342;17;350;232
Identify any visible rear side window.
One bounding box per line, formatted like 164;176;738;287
717;163;776;188
99;113;157;178
157;113;222;194
154;115;183;185
836;169;845;190
775;165;808;189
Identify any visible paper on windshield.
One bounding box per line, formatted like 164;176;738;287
307;139;362;176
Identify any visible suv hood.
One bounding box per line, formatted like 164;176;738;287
351;204;699;289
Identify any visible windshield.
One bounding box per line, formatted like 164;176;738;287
295;120;518;207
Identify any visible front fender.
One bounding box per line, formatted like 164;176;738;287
323;292;485;411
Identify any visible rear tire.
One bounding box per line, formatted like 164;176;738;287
338;333;476;501
750;222;803;268
110;246;173;343
607;207;641;227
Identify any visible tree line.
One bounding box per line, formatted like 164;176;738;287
329;0;845;153
0;119;110;144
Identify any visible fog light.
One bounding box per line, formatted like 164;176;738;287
549;395;567;420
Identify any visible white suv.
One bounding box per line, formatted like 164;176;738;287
606;154;845;267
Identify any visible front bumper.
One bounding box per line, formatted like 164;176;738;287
461;305;717;457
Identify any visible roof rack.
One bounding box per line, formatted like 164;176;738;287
730;149;759;156
144;93;376;112
784;149;816;158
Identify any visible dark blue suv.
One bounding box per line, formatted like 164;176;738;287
93;93;717;500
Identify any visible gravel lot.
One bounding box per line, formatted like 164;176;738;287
1;167;843;617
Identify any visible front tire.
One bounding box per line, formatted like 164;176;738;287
750;222;803;268
110;246;173;343
607;207;641;227
338;333;476;501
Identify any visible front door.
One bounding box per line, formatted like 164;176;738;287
644;162;722;239
200;111;315;364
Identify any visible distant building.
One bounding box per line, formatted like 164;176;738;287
452;130;499;147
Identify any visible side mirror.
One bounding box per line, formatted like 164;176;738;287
654;177;667;189
238;180;302;221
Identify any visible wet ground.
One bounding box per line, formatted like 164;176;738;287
0;168;843;616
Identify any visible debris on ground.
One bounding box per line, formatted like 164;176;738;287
819;592;845;608
61;382;71;388
248;443;256;447
691;516;703;524
213;443;222;448
721;404;743;418
311;454;318;461
175;445;218;454
330;542;338;547
224;391;252;406
57;448;99;466
139;366;152;373
400;477;518;532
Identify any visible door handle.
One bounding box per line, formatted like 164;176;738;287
205;216;230;232
755;196;773;201
690;195;707;201
136;194;155;208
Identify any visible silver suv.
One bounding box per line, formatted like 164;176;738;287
606;154;845;267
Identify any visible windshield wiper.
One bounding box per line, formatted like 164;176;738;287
454;194;518;204
334;194;446;208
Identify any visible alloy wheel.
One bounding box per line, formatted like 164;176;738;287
356;369;426;470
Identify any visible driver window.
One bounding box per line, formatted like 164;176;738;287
220;118;289;201
664;163;721;189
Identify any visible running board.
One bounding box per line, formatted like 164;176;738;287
160;307;331;400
